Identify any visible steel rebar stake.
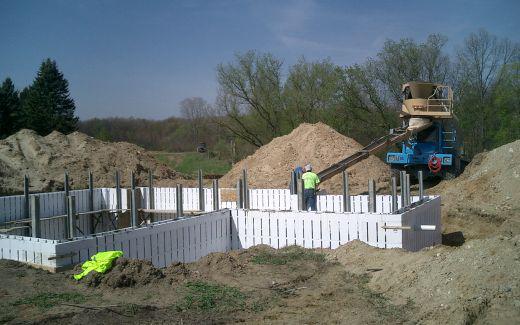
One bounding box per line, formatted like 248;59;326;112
368;179;376;213
342;171;351;213
198;169;205;211
391;177;398;213
212;179;219;211
30;196;40;238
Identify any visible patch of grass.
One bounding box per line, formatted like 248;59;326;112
251;246;326;265
154;151;231;177
176;281;245;312
174;152;231;176
13;292;85;309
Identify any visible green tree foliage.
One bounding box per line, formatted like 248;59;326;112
283;57;343;128
21;58;78;135
0;78;20;138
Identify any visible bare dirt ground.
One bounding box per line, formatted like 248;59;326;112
220;123;390;194
0;246;413;324
0;132;518;324
0;129;188;195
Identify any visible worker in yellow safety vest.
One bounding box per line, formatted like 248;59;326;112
301;164;320;211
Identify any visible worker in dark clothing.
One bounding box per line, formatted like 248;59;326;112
301;164;320;211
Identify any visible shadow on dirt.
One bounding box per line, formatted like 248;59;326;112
442;231;465;247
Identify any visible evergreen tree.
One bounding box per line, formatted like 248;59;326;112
0;77;20;138
21;58;78;135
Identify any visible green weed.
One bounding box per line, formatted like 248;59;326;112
176;281;245;312
13;292;85;309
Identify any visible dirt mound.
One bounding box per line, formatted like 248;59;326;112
328;236;520;324
220;123;390;194
83;258;164;288
431;139;520;239
0;129;186;194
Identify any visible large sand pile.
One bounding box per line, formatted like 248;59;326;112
220;123;390;194
431;139;520;239
0;129;184;194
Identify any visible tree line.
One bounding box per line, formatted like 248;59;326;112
3;29;518;162
0;59;78;138
80;29;519;160
214;30;519;158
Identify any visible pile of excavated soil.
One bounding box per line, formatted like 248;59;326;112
0;129;186;194
220;123;390;194
431;139;520;239
328;237;520;324
82;258;164;288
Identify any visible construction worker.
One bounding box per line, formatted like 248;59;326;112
302;164;320;211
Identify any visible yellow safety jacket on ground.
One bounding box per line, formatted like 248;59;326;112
73;251;123;280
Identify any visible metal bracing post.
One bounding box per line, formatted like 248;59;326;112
212;179;219;211
130;171;138;227
198;169;205;211
67;195;76;239
88;171;95;234
297;179;304;211
176;184;184;218
64;171;70;196
368;179;376;213
418;170;424;201
342;171;351;213
289;171;295;194
400;171;406;208
148;169;154;210
405;173;411;207
88;171;94;211
63;171;70;216
236;179;243;209
115;170;122;212
391;177;398;213
24;175;30;235
242;169;249;209
30;196;40;238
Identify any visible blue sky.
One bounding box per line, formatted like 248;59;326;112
1;0;519;120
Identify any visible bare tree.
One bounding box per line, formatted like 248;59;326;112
216;51;284;147
454;29;519;155
179;97;210;145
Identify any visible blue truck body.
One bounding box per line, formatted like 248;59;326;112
385;121;463;178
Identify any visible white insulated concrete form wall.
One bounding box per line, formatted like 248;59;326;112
0;195;441;271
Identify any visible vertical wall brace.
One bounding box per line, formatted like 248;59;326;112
212;179;219;211
368;179;376;213
418;170;424;200
342;171;351;213
176;184;184;218
30;196;40;238
391;176;398;213
198;169;205;211
67;195;76;239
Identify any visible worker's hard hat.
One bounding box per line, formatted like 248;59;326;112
305;164;312;171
